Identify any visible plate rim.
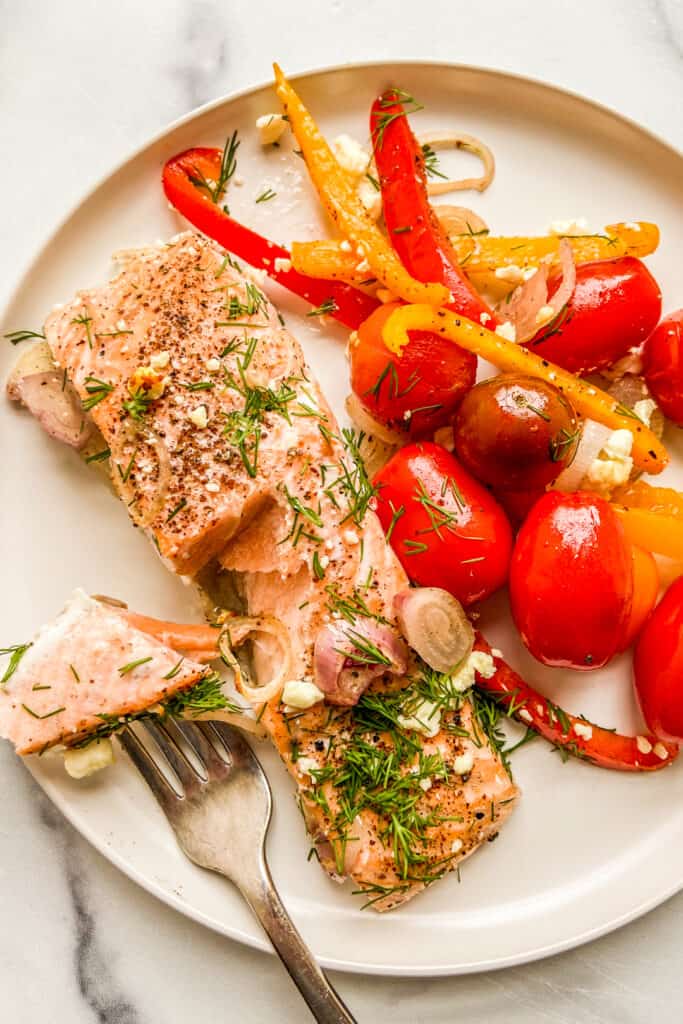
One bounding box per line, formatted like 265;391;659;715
5;59;683;977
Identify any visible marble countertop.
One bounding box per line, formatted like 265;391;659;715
2;1;682;1021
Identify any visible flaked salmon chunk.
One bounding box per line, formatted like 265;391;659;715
0;591;208;755
36;232;519;910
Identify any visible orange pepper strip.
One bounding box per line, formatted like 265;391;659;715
613;507;683;561
272;64;450;307
290;222;660;289
381;304;668;475
612;480;683;518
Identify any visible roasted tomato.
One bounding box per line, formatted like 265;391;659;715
509;491;634;669
350;302;477;436
453;373;579;492
529;257;662;374
634;577;683;743
373;442;513;606
642;309;683;426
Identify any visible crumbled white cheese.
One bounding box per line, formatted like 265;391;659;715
585;428;634;493
116;318;128;331
188;405;209;429
340;239;353;253
64;739;114;780
331;134;370;176
491;648;503;659
450;838;463;854
295;756;319;777
357;177;382;220
654;742;669;761
273;256;292;273
494;264;526;285
150;351;170;370
447;650;496;694
255;113;287;146
573;721;593;741
535;303;555;326
205;481;220;493
397;699;442;738
522;266;538;281
633;398;657;427
205;357;221;373
495;321;517;343
419;777;433;792
623;221;641;232
480;312;492;326
282;679;325;710
452;750;474;776
518;708;533;724
318;555;330;570
403;410;413;422
636;735;653;755
356;258;371;274
343;530;359;545
548;217;589;236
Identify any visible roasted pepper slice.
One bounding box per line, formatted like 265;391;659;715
369;89;495;324
162;147;379;330
474;636;678;771
272;64;450;307
380;303;668;475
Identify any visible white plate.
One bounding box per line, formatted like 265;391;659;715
2;62;683;977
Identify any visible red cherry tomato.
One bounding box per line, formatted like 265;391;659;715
642;309;683;426
373;442;513;606
350;302;476;436
634;577;683;743
510;491;634;669
530;257;662;374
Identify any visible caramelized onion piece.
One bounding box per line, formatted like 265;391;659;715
11;371;91;449
218;615;292;705
394;587;474;673
417;131;495;195
435;205;488;237
552;419;612;492
314;620;408;706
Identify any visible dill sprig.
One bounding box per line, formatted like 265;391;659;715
306;298;339;318
189;130;240;203
4;328;45;345
71;314;94;350
279;485;324;546
334;628;393;668
373;89;424;148
82;376;114;411
421;142;447;180
122;388;153;421
324;584;388;625
164;671;238;718
0;643;32;685
322;428;377;526
255;187;277;204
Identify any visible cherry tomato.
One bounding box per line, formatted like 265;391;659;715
510;491;633;669
620;546;659;651
373;442;513;606
634;577;683;743
642;309;683;426
350;302;476;436
530;257;662;374
453;373;579;492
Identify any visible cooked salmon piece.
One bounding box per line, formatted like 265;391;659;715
0;590;209;755
33;231;519;909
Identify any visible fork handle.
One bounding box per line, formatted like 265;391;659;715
237;858;356;1023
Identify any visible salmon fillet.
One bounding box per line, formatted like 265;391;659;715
0;590;208;755
38;232;519;909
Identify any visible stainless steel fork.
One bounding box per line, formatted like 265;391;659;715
119;719;356;1024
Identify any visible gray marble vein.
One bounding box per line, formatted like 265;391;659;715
2;1;683;1021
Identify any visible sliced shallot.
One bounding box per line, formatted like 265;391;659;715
552;418;613;492
498;239;576;346
218;615;293;706
10;371;91;449
314;619;408;707
434;206;489;237
394;587;474;673
417;131;495;195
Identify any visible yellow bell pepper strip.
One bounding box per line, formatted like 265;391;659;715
272;64;450;308
612;480;683;517
613;506;683;561
290;222;660;292
380;303;668;475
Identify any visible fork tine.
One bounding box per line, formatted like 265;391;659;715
143;719;204;794
209;721;263;771
118;726;181;809
173;719;232;778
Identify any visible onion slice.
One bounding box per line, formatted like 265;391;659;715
394;587;474;673
498;239;576;346
314;619;408;706
10;371;91;449
434;206;489;237
417;132;495;195
218;615;292;706
546;238;577;318
552;418;613;492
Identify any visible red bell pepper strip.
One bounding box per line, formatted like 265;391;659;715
162;147;380;331
474;635;678;772
370;91;496;326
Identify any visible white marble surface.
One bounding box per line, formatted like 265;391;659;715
1;1;683;1021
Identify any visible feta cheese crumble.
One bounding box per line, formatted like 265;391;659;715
495;321;517;343
397;699;442;738
548;217;589;236
188;405;209;429
584;428;634;493
255;113;287;146
64;738;114;779
331;134;370;176
452;750;474;775
281;679;325;710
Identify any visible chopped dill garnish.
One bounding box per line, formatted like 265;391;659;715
4;328;46;345
306;298;339;318
373;89;424;148
21;703;65;720
0;643;32;684
71;314;94;350
189;130;240;203
385;502;405;544
164;671;238;718
421;142;447;180
255;187;277;203
118;656;153;676
166;498;188;523
163;657;185;680
82;376;114;411
85;447;111;464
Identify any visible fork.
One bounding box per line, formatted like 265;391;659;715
119;718;356;1024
